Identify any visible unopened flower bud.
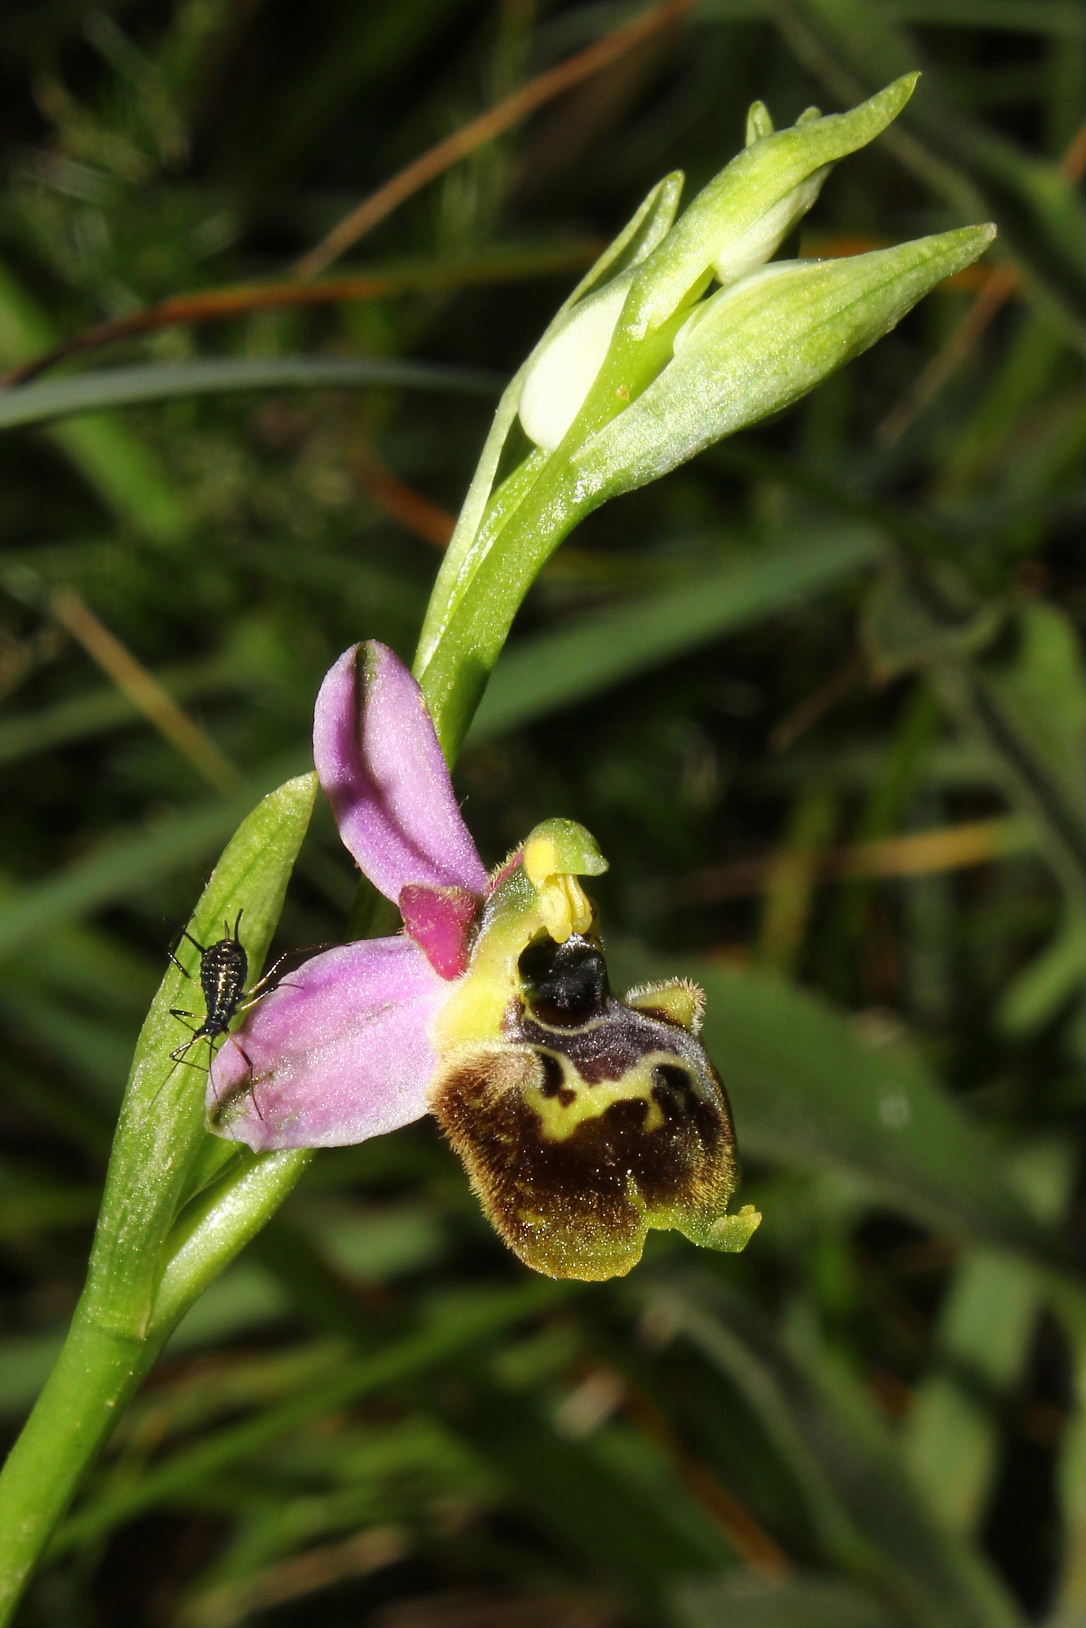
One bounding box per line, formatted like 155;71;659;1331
517;74;933;457
574;226;996;501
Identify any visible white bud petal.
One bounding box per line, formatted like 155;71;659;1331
711;167;829;286
518;269;635;453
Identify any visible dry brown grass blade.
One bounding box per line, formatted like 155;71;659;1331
621;1382;792;1576
671;816;1033;905
352;441;455;547
50;589;242;795
0;276;402;388
291;0;694;280
0;246;596;389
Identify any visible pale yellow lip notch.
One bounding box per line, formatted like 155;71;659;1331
523;833;594;943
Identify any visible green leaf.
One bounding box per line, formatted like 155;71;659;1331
654;1281;1023;1628
83;771;317;1338
675;1572;900;1628
0;759;306;965
862;560;1006;677
998;908;1086;1037
981;599;1086;828
903;1142;1076;1534
0;265;187;541
0;653;243;768
862;567;1086;893
53;1282;557;1552
449;1375;726;1609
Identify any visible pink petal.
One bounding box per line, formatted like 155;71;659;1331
207;937;448;1152
399;883;478;979
314;643;488;901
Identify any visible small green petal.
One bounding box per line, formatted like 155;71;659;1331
625;977;706;1034
745;100;775;146
705;1205;763;1254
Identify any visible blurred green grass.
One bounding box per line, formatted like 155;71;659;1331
0;2;1082;1625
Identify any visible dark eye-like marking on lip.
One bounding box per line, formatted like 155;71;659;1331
516;933;610;1028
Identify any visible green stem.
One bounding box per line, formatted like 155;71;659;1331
0;325;619;1620
0;1146;311;1625
0;1303;157;1613
417;457;593;757
0;779;317;1620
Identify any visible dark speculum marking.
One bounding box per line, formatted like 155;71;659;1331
537;1051;566;1096
536;1050;576;1107
431;951;740;1280
651;1062;696;1103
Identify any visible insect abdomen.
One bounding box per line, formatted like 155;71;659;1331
199;941;248;1035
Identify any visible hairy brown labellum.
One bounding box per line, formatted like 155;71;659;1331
430;935;746;1280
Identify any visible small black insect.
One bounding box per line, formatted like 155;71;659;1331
167;909;256;1074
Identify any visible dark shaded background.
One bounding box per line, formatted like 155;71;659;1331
1;2;1082;1625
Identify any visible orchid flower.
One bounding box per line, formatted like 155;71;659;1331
208;642;760;1280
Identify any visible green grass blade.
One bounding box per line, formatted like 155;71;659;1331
656;1281;1023;1628
0;356;498;430
612;947;1055;1263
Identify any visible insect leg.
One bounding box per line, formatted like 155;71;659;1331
157;1036;211;1103
169;1033;211;1068
231;1038;265;1123
242;941;333;1004
234;978;301;1018
170;1050;212;1071
206;1033;265;1124
244;949;294;997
